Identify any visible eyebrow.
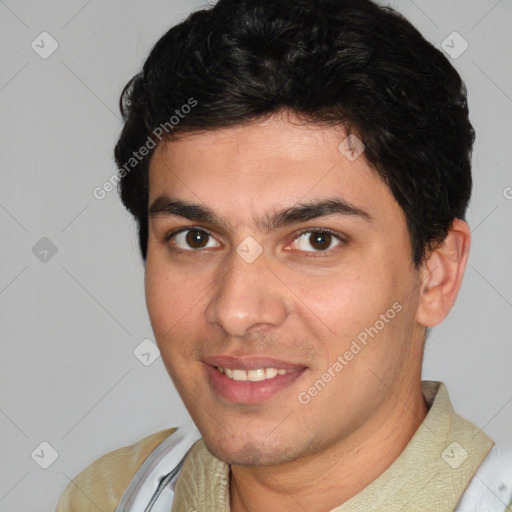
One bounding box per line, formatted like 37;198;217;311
148;195;373;232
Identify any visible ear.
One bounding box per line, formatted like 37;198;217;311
416;219;471;327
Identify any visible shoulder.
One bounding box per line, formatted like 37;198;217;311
455;444;512;511
55;427;177;512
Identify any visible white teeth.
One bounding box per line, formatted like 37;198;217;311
265;368;278;379
232;369;248;381
216;366;291;381
247;369;266;381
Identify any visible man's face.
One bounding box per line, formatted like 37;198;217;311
145;112;425;465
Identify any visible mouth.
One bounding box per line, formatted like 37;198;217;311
203;356;308;404
216;366;293;381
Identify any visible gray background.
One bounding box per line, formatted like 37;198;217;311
0;0;511;510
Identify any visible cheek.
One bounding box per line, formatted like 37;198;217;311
145;262;206;384
144;253;204;341
291;259;411;363
291;266;378;336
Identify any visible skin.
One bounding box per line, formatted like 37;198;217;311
145;110;471;512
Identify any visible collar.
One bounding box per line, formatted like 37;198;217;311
171;381;494;512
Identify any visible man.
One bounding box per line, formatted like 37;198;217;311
56;0;512;510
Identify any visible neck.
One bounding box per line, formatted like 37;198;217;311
230;380;428;512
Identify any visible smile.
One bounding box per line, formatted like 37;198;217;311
205;363;308;404
216;366;292;381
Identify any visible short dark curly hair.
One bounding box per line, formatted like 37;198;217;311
114;0;474;267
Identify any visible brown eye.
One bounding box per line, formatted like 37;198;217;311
185;230;209;248
167;228;220;251
309;231;332;251
292;229;344;253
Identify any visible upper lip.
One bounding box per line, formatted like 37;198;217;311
203;354;307;371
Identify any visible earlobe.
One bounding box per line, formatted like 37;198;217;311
416;219;471;327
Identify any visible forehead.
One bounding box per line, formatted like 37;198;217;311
147;113;402;233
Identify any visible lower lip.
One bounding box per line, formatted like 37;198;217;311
204;364;307;404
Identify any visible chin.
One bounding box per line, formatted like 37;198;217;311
201;429;300;466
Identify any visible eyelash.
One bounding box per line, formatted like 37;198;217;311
163;227;347;255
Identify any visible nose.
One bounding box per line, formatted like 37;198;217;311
204;247;291;338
